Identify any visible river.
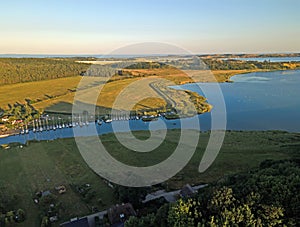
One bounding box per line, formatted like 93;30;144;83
1;70;299;145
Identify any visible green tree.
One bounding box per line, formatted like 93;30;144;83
16;209;26;223
125;213;156;227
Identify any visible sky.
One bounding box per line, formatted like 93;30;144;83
0;0;299;54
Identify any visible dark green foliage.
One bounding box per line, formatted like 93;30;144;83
125;62;169;69
222;159;300;225
40;216;51;227
166;187;285;226
114;185;149;208
4;102;38;121
0;214;5;227
0;58;89;85
202;59;300;70
155;204;170;227
15;209;26;222
125;213;156;227
127;159;300;226
38;194;57;214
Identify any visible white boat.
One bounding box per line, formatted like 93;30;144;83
105;119;112;123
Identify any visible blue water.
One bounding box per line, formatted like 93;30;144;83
177;70;300;132
1;70;299;145
0;118;187;145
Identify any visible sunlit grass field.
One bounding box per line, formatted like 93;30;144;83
0;69;258;115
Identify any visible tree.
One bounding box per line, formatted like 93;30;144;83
40;216;50;227
168;198;202;226
122;160;300;226
125;213;156;227
155;204;170;227
0;58;90;85
16;209;26;222
114;186;148;208
167;187;284;226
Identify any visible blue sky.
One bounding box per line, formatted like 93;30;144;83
1;0;299;54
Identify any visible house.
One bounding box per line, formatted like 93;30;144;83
1;116;9;122
107;203;136;226
60;217;89;227
117;70;123;76
1;144;10;150
11;119;23;125
180;184;196;198
60;203;136;227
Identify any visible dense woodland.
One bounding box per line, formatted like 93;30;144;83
0;58;89;85
202;59;300;70
199;53;300;58
1;58;299;86
125;159;300;226
114;58;300;71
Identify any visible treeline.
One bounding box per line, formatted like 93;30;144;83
1;102;39;126
124;61;208;70
124;62;169;69
125;159;300;226
202;59;300;70
0;58;90;85
200;53;300;59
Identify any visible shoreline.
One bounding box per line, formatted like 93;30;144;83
1;128;299;147
0;68;295;140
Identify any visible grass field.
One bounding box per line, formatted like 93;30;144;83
0;69;260;116
0;130;299;226
0;76;82;109
99;130;300;188
0;139;116;227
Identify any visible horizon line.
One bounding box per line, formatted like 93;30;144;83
1;52;300;56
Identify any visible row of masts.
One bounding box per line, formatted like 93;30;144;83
18;112;142;135
19;116;89;134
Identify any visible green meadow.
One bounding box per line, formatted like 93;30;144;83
0;130;299;226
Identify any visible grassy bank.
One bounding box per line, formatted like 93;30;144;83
0;130;299;226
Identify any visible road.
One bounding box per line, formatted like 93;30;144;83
149;81;177;109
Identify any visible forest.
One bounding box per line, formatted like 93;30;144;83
125;159;300;226
201;58;300;70
1;58;299;87
0;58;89;85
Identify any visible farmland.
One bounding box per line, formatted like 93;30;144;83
0;60;259;116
